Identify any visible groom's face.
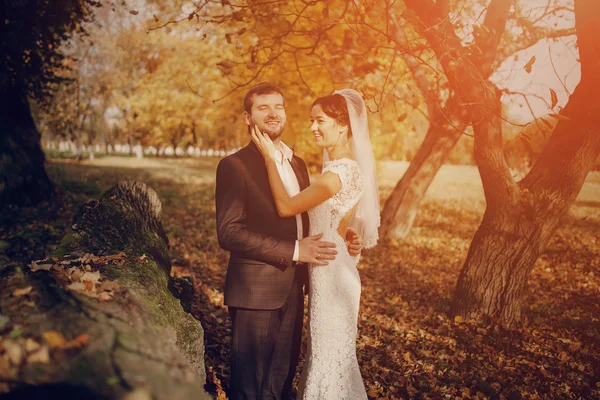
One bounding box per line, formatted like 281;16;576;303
245;93;287;140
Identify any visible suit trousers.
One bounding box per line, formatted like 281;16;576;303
228;268;305;400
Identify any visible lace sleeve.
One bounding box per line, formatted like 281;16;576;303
322;159;363;213
323;163;348;189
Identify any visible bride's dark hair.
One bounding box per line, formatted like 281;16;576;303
312;94;352;137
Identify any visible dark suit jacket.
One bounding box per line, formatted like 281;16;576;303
215;141;310;310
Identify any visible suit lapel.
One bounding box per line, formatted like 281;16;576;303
248;140;310;238
289;156;310;238
290;156;309;191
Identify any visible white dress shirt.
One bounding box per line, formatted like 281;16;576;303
273;142;303;261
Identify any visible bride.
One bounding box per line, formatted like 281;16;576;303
251;88;380;399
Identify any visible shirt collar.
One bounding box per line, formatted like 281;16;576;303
275;142;294;163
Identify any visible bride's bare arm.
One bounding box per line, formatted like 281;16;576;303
251;125;342;217
264;160;341;217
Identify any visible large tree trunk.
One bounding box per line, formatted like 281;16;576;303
449;0;600;326
380;104;466;238
0;181;210;399
406;0;600;326
0;78;55;207
451;84;600;325
450;204;548;325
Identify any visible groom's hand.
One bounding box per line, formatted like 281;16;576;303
298;233;337;266
346;228;362;257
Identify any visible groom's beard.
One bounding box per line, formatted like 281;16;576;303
258;119;285;140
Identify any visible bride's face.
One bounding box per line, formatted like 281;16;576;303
310;104;345;148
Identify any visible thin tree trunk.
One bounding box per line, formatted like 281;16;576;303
380;110;466;238
0;78;55;207
379;13;470;239
379;123;464;238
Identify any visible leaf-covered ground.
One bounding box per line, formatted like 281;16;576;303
2;157;599;399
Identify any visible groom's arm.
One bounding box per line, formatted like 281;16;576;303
216;157;295;270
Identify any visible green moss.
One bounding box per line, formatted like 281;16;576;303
174;314;205;374
103;265;123;280
62;350;118;389
54;232;81;257
106;376;120;386
112;259;175;329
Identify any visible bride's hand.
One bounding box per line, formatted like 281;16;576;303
346;227;362;257
250;125;277;163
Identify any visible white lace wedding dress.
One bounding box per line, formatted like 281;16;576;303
298;158;368;399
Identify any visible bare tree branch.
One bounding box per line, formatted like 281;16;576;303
548;44;571;96
496;27;576;65
405;0;519;204
476;0;514;77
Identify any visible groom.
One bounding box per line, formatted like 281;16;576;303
215;82;361;400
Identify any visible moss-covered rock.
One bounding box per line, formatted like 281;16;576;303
0;181;210;399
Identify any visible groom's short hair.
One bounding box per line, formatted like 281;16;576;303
244;82;285;113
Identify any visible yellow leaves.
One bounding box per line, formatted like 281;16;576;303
79;252;101;264
99;280;120;292
360;85;378;100
66;281;86;292
42;331;89;350
550;88;558;109
0;329;89;373
29;253;122;302
42;331;67;348
367;381;388;399
3;339;24;365
98;291;115;302
68;334;90;349
65;267;120;301
12;286;33;297
29;260;53;272
81;270;102;286
460;386;471;398
216;60;235;70
26;345;50;364
24;338;41;353
524;55;536;73
568;342;581;352
454;315;464;323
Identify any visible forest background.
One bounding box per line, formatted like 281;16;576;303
1;0;599;398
